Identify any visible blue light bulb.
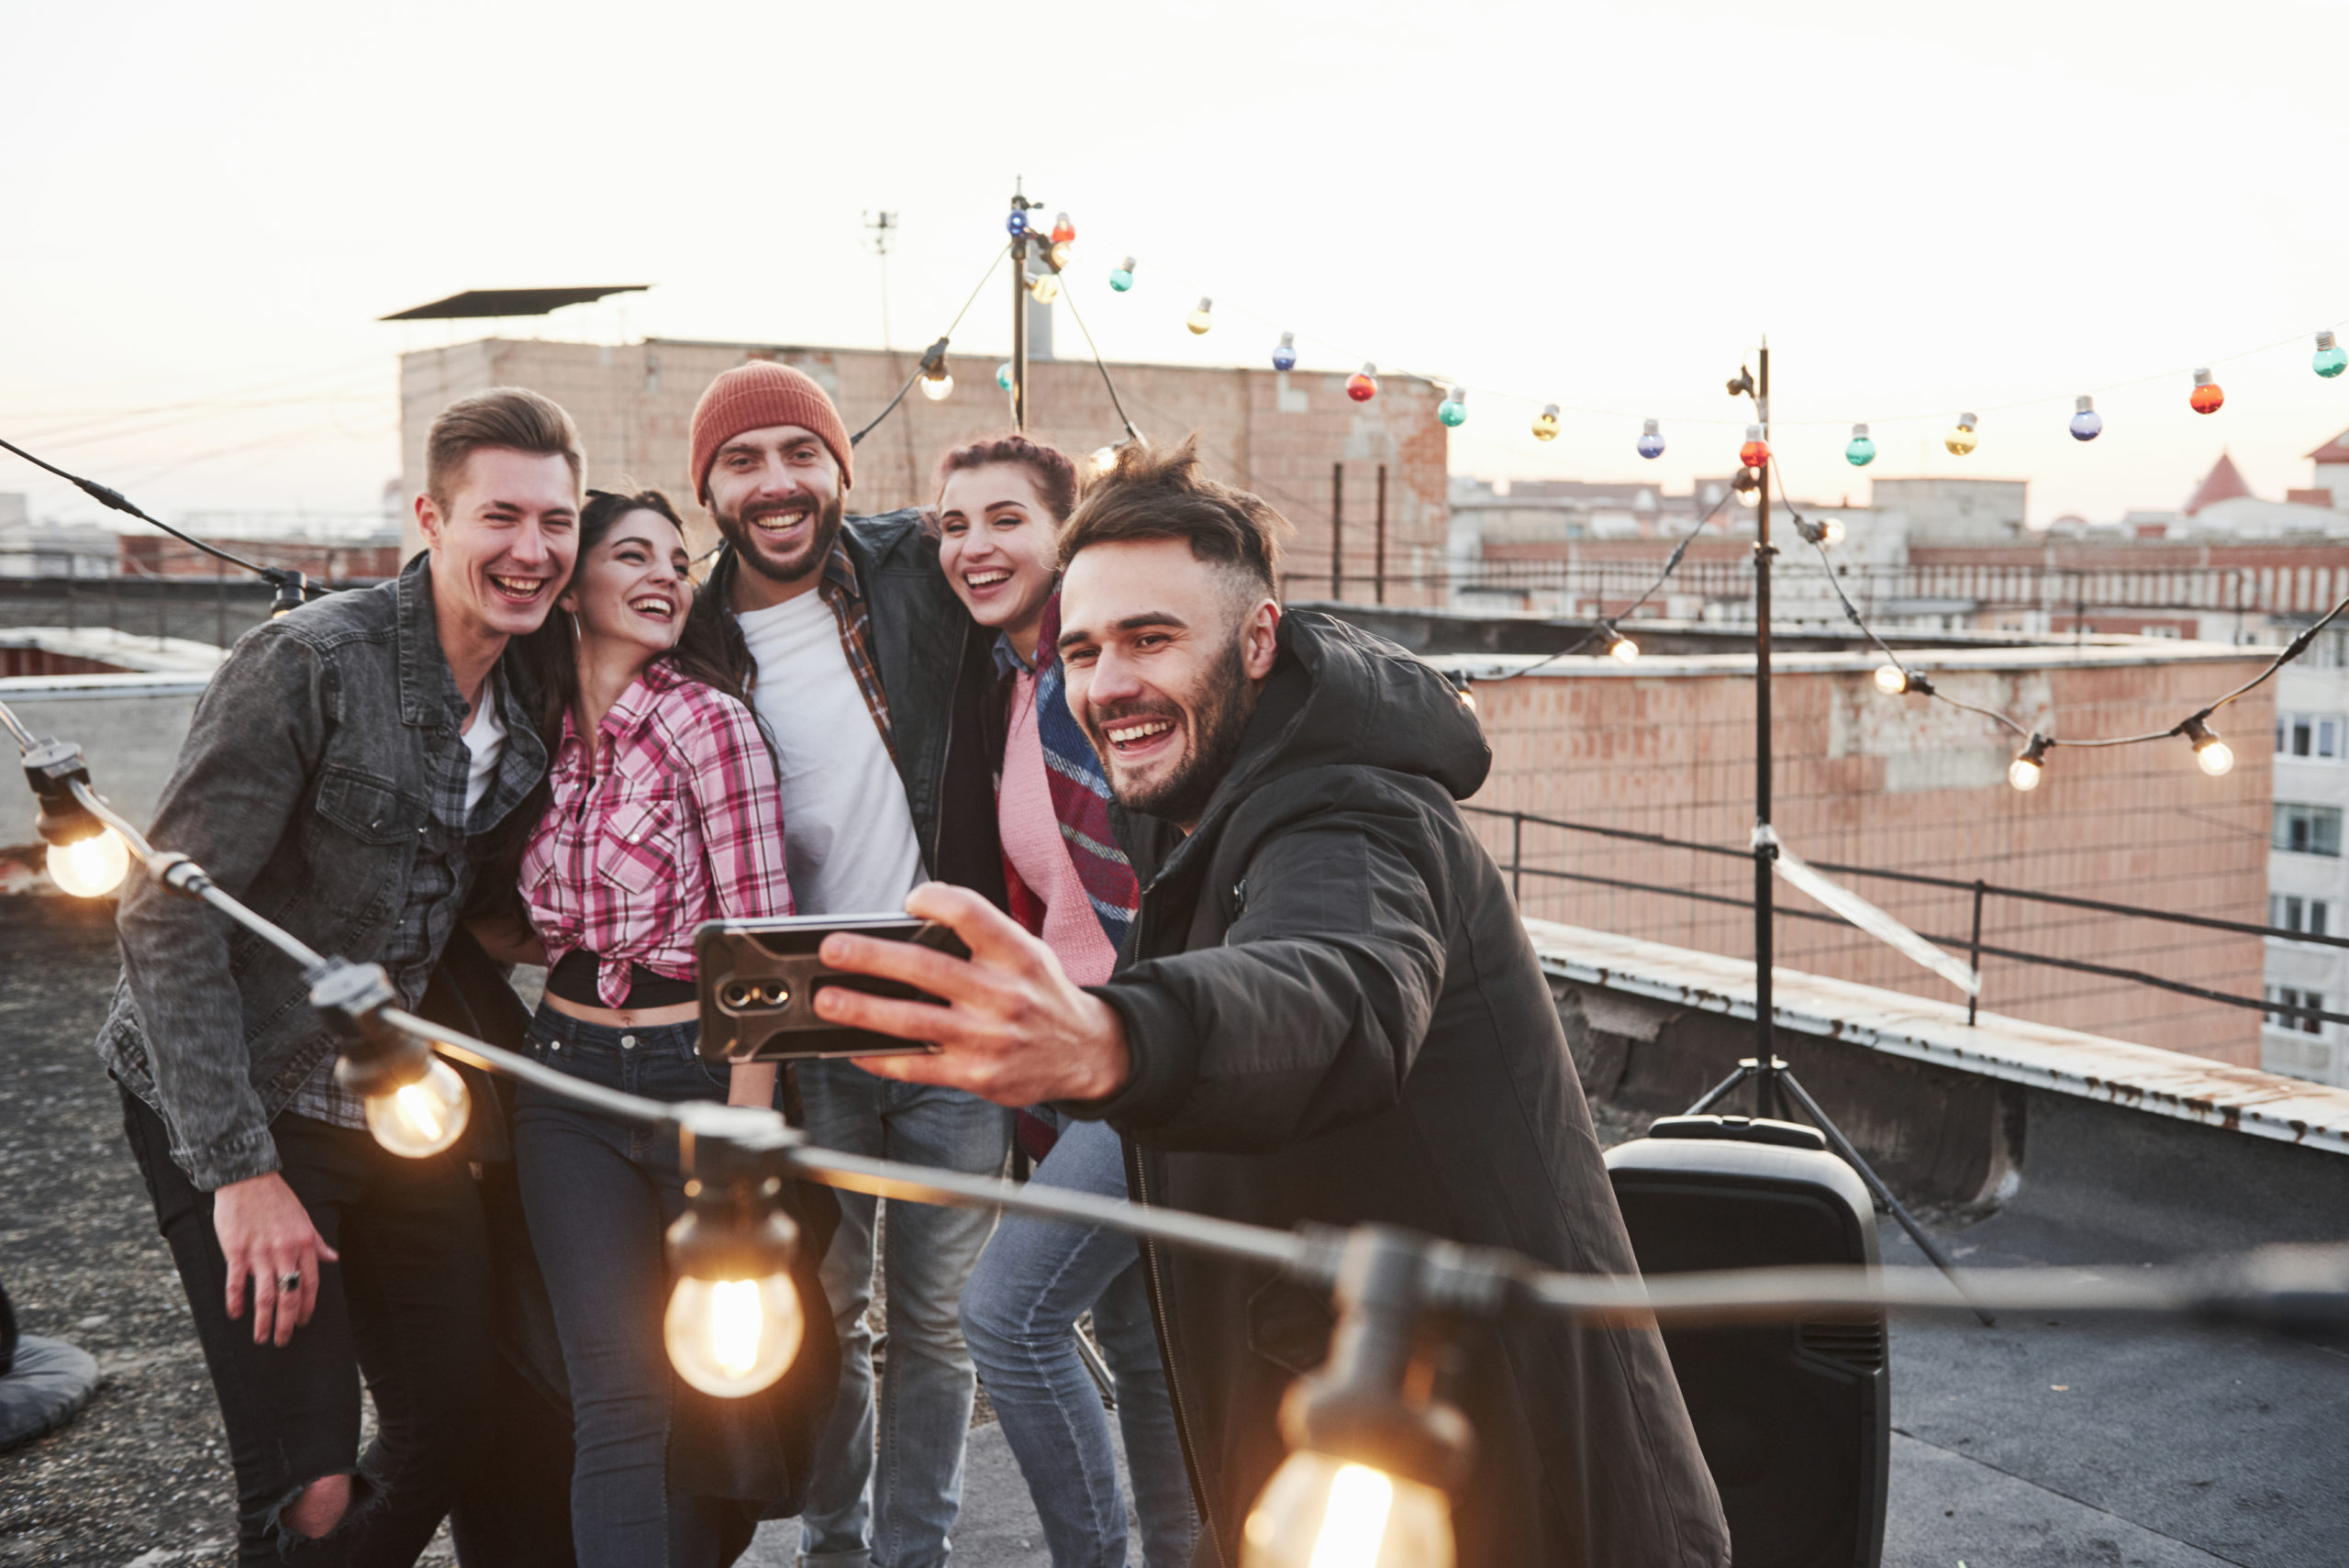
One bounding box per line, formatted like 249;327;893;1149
1110;256;1136;292
1637;417;1664;460
1271;331;1297;373
2069;395;2101;441
2319;332;2346;379
1007;208;1029;237
1845;423;1876;467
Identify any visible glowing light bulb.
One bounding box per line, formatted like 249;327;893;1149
1240;1452;1453;1568
1845;423;1876;467
2190;368;2223;415
996;361;1014;392
1029;272;1062;304
1819;516;1845;545
1186;297;1213;335
1049;240;1074;272
2009;736;2048;793
1637;417;1664;460
2184;717;2233;776
44;828;130;897
2069;395;2101;441
665;1272;804;1398
1110;257;1136;292
1740;425;1769;470
1437;389;1467;428
1007;208;1030;237
1735;482;1760;507
1346;365;1378;403
1875;663;1907;695
1091;444;1119;473
364;1057;471;1159
2317;331;2345;379
1609;632;1640;663
1532;404;1560;441
919;370;953;402
1946;413;1979;456
1272;332;1297;373
1051;212;1075;245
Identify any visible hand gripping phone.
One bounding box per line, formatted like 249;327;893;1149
694;914;970;1063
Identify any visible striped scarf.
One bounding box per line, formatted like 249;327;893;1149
1033;593;1139;954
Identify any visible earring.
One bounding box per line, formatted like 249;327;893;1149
569;612;583;643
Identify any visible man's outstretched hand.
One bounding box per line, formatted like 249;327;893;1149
816;882;1131;1106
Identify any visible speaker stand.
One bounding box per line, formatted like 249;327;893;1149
1688;1056;1996;1327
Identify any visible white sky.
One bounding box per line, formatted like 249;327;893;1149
9;0;2349;528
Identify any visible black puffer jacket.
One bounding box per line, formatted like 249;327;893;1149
1076;611;1729;1568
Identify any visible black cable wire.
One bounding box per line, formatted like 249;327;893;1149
1057;283;1142;446
848;243;1013;449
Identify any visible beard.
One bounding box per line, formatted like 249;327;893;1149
1090;631;1257;826
716;489;845;586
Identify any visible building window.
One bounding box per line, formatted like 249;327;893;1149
2275;713;2344;759
2275;803;2344;856
2272;895;2332;935
2268;985;2328;1036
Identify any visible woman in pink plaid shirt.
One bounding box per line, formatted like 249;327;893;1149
482;488;822;1565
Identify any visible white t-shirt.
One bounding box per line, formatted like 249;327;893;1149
462;676;507;818
737;591;925;916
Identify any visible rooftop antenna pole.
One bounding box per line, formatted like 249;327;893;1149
1008;179;1033;432
863;210;899;351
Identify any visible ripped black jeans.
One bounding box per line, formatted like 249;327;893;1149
120;1084;494;1565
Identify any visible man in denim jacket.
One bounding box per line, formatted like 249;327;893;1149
95;387;581;1563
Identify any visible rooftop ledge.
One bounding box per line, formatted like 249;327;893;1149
1431;636;2266;681
1524;916;2349;1156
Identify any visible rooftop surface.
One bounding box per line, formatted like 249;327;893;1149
4;905;2345;1566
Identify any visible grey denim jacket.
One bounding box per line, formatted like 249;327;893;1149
95;554;545;1190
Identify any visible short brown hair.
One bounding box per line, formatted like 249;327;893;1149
1055;435;1288;597
935;434;1081;523
425;386;585;506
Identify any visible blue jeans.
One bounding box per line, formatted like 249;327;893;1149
511;1006;742;1568
796;1059;1013;1568
961;1115;1198;1568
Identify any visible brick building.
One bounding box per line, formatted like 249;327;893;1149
397;338;1451;600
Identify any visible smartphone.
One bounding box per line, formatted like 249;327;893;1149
694;914;970;1063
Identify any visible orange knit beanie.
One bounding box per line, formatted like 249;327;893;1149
687;361;854;503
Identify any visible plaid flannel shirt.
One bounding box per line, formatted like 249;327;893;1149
521;662;794;1006
810;539;894;758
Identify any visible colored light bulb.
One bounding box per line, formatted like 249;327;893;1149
1532;404;1560;441
1029;272;1062;304
1845;423;1876;467
1346;364;1378;403
2317;331;2346;379
2190;369;2223;415
364;1057;472;1159
1051;212;1075;245
665;1272;804;1398
1007;208;1030;237
1637;417;1664;460
1437;388;1467;428
1186;297;1213;335
1110;257;1136;292
1049;240;1074;272
1740;424;1769;470
1272;332;1297;373
2069;395;2101;441
44;828;130;897
1945;413;1979;456
1241;1452;1454;1568
996;361;1014;391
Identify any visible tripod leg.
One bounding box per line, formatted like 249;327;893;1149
1774;1070;1998;1328
1685;1065;1748;1116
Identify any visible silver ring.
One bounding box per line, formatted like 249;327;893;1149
279;1272;302;1292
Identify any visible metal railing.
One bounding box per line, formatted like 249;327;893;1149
1464;804;2348;1031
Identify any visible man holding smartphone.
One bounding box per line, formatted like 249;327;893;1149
808;438;1730;1568
679;361;1008;1568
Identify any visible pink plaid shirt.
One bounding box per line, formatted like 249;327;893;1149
521;662;793;1006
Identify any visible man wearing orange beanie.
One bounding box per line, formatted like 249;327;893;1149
680;361;1011;1568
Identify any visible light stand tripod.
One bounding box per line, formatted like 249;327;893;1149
1698;340;1993;1326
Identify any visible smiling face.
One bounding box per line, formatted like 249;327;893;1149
705;424;844;603
937;462;1062;642
562;507;690;663
416;446;581;647
1057;537;1282;829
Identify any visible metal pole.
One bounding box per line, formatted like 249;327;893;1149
1010;187;1030;433
1330;462;1344;599
1753;339;1776;1107
1967;879;1986;1028
1511;812;1524;906
1375;463;1388;606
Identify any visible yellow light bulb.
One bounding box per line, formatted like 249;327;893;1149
2009;755;2043;793
1609;635;1640;663
1531;405;1560;441
44;828;131;897
1820;517;1845;545
1186;297;1213;335
665;1271;804;1397
1241;1451;1453;1568
1946;413;1979;456
1049;239;1074;271
363;1057;471;1158
2197;738;2234;776
1029;272;1062;304
919;373;953;402
1874;663;1906;695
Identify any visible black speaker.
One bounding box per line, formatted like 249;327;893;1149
1606;1116;1889;1568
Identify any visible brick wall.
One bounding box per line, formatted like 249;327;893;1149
398;339;1449;603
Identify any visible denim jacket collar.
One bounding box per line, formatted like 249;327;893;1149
395;552;461;731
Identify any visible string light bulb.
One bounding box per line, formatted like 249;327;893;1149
2190;369;2224;415
1819;516;1845;545
1110;257;1136;292
1740;426;1770;470
1186;297;1213;335
1241;1454;1454;1568
2009;734;2049;793
1006;207;1030;237
918;339;953;402
2182;716;2234;776
1945;413;1979;456
996;361;1014;392
1346;365;1378;403
664;1180;805;1398
1845;424;1876;467
2069;396;2101;441
1272;332;1297;373
1532;405;1560;442
1448;672;1477;713
1051;212;1075;245
1049;240;1074;272
1091;444;1119;474
2317;331;2346;379
1607;628;1640;663
1874;663;1907;695
1029;272;1062;304
270;574;308;617
1437;388;1467;428
45;828;130;898
1637;418;1665;460
364;1057;471;1159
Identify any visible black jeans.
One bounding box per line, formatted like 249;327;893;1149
120;1084;494;1566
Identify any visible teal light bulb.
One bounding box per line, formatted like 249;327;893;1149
1110;256;1136;292
996;361;1014;392
2319;331;2347;379
1845;422;1876;467
1437;388;1467;428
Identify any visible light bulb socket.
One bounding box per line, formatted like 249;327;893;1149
1732;467;1760;494
1120;255;1137;272
1901;670;1934;696
2075;395;2094;414
268;572;310;617
1196;296;1212;313
1276;1228;1476;1496
312;960;429;1097
2193;368;2215;388
1642;417;1660;436
919;336;951;380
1727;366;1755;398
2321;332;2339;353
2018;733;2050;766
1957;413;1978;431
2182;715;2224;754
22;739;106;848
667;1178;801;1284
1852;422;1870;438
